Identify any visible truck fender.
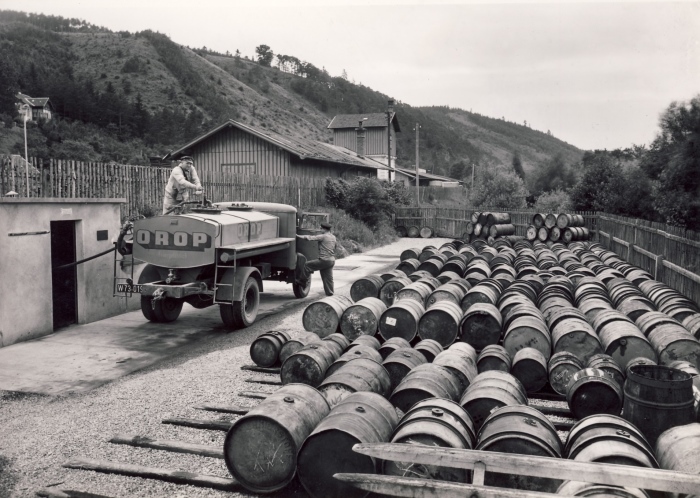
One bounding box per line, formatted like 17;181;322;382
137;264;163;285
216;267;263;303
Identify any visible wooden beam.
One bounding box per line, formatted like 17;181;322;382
631;244;657;260
245;377;282;386
109;434;224;459
351;444;700;494
161;417;232;432
663;259;700;285
333;473;576;498
63;458;239;492
192;404;251;415
36;489;114;498
240;365;281;374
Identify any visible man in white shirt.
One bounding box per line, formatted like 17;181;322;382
296;222;337;296
163;156;203;214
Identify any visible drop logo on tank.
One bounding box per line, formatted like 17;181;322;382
135;229;212;252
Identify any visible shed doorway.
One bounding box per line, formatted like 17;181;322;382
50;221;77;329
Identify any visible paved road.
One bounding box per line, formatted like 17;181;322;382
0;240;449;395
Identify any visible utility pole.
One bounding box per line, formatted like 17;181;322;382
471;162;475;191
22;104;30;197
415;123;420;205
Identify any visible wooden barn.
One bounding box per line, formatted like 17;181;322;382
163;120;391;179
327;100;400;180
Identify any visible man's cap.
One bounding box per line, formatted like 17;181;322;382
179;156;194;163
321;222;332;229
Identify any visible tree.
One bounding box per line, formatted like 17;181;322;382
255;44;274;67
534;189;571;212
449;161;467;180
512;153;525;179
469;163;529;209
570;153;626;212
529;154;575;197
640;95;700;229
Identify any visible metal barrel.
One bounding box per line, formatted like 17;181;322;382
349;274;385;302
418;301;462;347
399;247;422;262
548;226;561;242
418;246;440;263
281;342;340;387
383;400;474;483
407;225;420;238
591;309;635;334
378;337;412;360
382;347;428;392
442;259;467;278
223;384;330;493
433;349;478;393
395;257;420;276
617;297;656;322
510;347;548;393
489;223;515;238
476;405;563;492
623;364;695;446
413;339;444;363
503;315;552;362
414;275;442;292
379;275;412;307
587;353;625;388
389;363;463;413
379;269;407;282
566;367;624;420
682;313;700;339
427;283;467;307
460;284;500;311
544;213;558;229
486;212;511;225
302;295;354;338
598;321;656;370
537;226;549;242
296;392;399;498
564;413;652;459
416;258;444;277
322;333;351;355
655;423;700;477
548;351;584;396
470;211;481;224
635;311;681;337
647;324;700;368
340;297;387;341
324;346;384;378
460;371;528;431
250;330;291;368
625;356;657;376
348;334;381;350
551;317;603;364
532;213;546;228
477;344;512;373
526;225;537;241
279;332;323;364
556;213;573;229
459;303;502;352
319;357;392;407
578;297;613;321
394;281;432;306
419;226;434;238
378;299;425;342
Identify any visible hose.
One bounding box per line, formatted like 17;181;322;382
52;246;116;271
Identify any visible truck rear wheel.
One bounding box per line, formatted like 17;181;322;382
220;276;260;329
293;275;312;298
141;296;160;322
153;297;184;322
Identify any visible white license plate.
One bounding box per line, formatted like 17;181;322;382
117;283;143;293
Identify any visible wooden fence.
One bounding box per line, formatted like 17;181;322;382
0;156;328;219
394;206;598;239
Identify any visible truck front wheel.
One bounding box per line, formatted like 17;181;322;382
293;275;312;298
220;276;260;329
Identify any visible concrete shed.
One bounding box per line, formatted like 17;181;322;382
0;199;139;348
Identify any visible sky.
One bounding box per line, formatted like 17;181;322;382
2;0;699;151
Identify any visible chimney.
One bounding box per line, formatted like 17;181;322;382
356;120;365;157
387;99;395;114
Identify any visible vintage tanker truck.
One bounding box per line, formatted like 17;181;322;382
115;201;317;329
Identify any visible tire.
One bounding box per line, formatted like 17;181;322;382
220;276;260;329
141;295;160;322
293;275;312;298
152;297;184;322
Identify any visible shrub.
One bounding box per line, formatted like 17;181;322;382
534;189;572;212
324;177;409;230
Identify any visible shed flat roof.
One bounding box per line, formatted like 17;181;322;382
328;112;400;132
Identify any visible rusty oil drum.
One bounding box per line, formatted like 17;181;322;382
250;330;291;367
339;297;387;341
223;384;330;493
623;364;695;446
296;391;399;498
302;295;354;338
414;339;444;363
477;344;512;374
460;371;528;431
383;398;475;483
382;348;428;392
389;363;463;413
281;342;339;387
350;274;386;302
567;368;623;420
319;357;392;407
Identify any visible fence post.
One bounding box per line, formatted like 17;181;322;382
655;255;664;281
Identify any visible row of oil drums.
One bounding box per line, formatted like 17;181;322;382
527;224;591;243
464;211;516;241
533;212;586;230
395;225;434;238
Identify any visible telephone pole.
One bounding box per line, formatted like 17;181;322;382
415;123;420;205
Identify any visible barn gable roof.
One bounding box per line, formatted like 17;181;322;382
394;166;463;184
164;120;391;171
327;112;400;132
16;93;51;108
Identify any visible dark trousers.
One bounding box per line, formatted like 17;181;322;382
299;257;335;296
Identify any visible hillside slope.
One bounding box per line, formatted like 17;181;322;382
0;11;583;179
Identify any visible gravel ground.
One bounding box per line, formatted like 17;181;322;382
0;237;455;498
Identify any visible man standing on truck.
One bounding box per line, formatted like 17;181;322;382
296;222;337;296
163;156;203;214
